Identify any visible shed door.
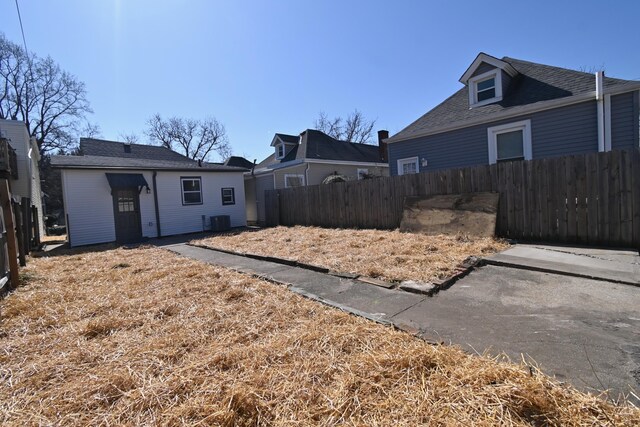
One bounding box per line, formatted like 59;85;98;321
112;188;142;243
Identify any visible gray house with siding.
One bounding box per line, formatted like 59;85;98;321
246;129;389;224
386;53;640;175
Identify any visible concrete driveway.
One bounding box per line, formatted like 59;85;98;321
394;265;640;403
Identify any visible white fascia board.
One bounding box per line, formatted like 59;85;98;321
460;53;518;84
270;134;283;147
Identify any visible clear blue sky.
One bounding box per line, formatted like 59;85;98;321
2;0;639;161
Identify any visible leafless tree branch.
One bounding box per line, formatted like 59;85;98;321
314;109;376;144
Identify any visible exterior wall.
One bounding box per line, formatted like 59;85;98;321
388;100;600;175
62;169;157;247
253;174;275;225
611;91;639;149
155;171;246;236
306;163;388;184
0;120;45;237
0;120;30;198
273;163;307;190
62;169;246;247
471;62;496;77
244;176;257;224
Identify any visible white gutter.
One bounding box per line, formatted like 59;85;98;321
596;71;605;152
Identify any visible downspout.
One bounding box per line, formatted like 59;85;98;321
596;71;606;152
152;171;161;238
304;163;310;186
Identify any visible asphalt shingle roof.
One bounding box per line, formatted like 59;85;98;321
389;56;638;142
80;138;192;161
224;156;254;169
255;129;384;170
51;155;246;172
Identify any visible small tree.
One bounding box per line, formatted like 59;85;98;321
146;114;231;161
314;109;376;144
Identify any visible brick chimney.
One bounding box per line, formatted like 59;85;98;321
377;130;389;162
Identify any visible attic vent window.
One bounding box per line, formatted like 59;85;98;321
468;70;503;108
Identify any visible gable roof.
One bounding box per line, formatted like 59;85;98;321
224;156;254;169
388;55;640;143
459;52;518;83
53;137;244;172
80;138;192;162
255;129;386;171
51;155;247;172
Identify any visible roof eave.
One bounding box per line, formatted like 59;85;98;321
459;53;518;84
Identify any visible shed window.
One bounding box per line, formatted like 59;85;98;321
181;177;202;205
397;157;419;175
221;187;235;205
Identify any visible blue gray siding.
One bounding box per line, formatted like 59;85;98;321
611;91;639;149
388;100;599;175
471;62;497;77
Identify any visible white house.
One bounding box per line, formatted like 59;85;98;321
51;138;247;247
0;119;45;239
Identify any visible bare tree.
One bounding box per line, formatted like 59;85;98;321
0;33;92;153
118;132;139;144
146;114;231;161
314;109;376;144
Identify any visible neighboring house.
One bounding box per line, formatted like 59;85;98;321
386;53;640;175
51;138;247;247
224;156;254;169
0;119;45;239
246;129;389;224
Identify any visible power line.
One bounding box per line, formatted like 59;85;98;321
14;0;29;54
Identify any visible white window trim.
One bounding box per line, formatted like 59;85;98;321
469;69;503;108
275;143;285;160
397;156;419;176
221;187;235;205
357;168;369;180
284;173;305;188
487;119;532;165
180;177;203;205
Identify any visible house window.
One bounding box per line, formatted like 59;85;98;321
469;70;503;107
284;174;305;188
181;177;202;205
476;77;495;102
221;187;235;205
357;168;369;180
276;143;285;159
397;157;419;175
487;120;532;164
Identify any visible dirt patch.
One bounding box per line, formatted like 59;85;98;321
195;226;509;282
0;246;637;425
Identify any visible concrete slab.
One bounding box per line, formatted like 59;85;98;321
391;266;640;403
165;243;640;404
484;245;640;285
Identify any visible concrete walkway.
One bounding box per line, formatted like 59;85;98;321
165;243;640;404
484;244;640;286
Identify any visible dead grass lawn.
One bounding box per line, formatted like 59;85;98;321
195;226;509;283
0;245;638;425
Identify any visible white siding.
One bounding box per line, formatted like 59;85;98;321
62;168;246;247
156;171;246;236
62;169;157;247
0;120;30;199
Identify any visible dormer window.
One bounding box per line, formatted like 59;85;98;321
468;70;503;107
276;143;285;159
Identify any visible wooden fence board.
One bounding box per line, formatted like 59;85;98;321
264;149;640;248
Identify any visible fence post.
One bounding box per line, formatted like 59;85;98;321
0;180;20;289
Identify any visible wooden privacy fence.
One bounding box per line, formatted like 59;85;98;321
265;149;640;248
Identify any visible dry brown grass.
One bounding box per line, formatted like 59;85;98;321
0;245;638;426
195;226;510;282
